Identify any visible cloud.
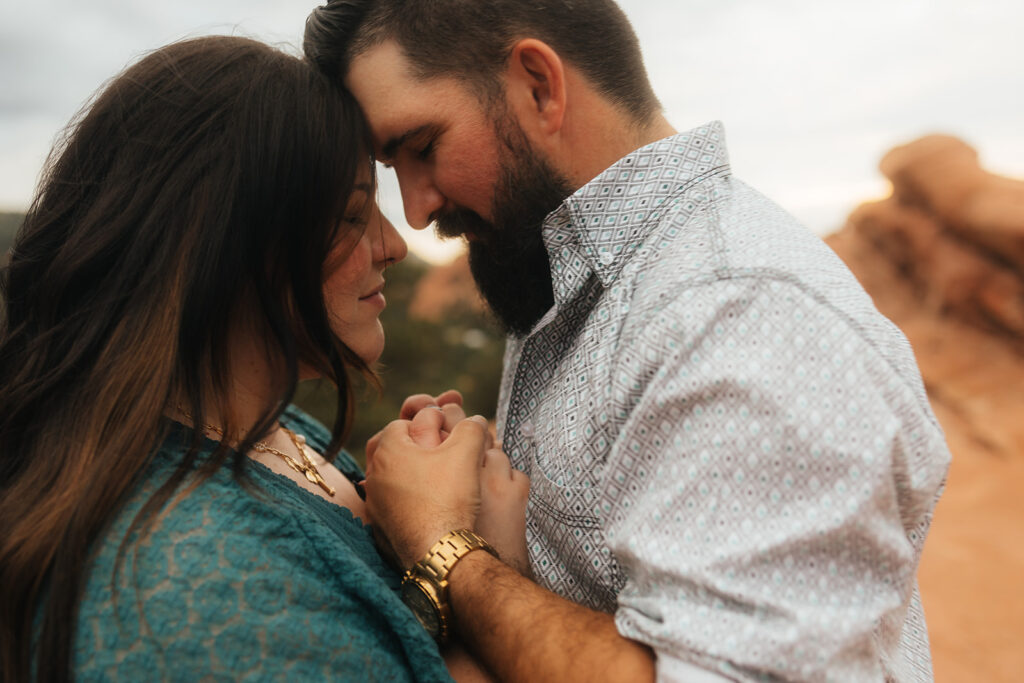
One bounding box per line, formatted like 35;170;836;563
623;0;1024;233
2;0;1022;247
0;1;314;209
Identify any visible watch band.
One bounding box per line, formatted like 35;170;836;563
415;528;498;584
401;529;498;644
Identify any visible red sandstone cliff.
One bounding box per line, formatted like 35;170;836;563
826;136;1024;682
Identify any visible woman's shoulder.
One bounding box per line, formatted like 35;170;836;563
99;424;379;591
75;430;450;682
145;418;370;576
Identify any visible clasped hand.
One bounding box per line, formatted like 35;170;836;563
364;391;530;573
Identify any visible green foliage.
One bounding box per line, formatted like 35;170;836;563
294;255;504;466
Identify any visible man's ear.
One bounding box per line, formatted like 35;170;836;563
505;39;566;137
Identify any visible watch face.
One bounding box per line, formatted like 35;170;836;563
401;579;442;640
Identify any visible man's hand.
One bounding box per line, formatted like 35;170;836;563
369;394;530;573
369;405;653;681
364;414;490;569
401;403;529;573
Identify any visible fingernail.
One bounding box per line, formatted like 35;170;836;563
470;415;488;426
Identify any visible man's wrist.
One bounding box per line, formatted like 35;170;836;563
400;529;498;644
445;545;509;628
442;548;658;682
447;543;503;587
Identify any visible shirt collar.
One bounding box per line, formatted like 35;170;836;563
543;121;731;303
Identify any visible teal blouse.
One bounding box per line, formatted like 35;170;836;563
73;406;452;682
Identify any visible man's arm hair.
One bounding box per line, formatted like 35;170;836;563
448;550;656;682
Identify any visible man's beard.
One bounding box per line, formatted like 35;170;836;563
435;115;574;337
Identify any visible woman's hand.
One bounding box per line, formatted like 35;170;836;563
475;447;531;576
399;390;466;442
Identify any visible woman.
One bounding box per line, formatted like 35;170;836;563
0;36;521;681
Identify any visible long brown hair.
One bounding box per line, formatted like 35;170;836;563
0;36;372;681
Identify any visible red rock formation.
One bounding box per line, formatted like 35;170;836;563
826;136;1024;682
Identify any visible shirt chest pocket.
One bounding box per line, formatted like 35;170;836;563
524;432;625;613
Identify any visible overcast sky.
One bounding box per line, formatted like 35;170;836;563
2;0;1022;263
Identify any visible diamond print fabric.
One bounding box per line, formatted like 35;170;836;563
496;123;950;681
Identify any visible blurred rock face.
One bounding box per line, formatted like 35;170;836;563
827;136;1024;682
408;253;486;323
828;135;1024;457
843;135;1024;345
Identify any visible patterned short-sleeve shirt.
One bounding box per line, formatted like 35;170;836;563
495;122;950;682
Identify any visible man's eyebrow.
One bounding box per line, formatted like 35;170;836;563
380;124;434;161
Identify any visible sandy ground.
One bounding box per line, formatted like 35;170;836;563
919;402;1024;682
911;319;1024;683
828;229;1024;682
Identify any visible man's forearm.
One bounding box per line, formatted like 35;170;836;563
448;551;656;682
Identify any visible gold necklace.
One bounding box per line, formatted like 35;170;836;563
252;427;336;497
177;407;335;497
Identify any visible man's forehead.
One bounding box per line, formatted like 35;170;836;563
345;40;417;106
346;43;429;140
346;42;478;159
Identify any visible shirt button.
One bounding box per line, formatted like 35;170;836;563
521;421;534;438
599;253;614;265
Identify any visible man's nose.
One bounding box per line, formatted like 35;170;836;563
396;168;445;230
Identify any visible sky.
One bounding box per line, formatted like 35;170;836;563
2;0;1022;264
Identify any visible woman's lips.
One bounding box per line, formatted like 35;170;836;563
360;285;386;309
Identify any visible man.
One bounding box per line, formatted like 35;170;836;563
304;1;951;680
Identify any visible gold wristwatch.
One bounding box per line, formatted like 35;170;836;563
400;529;498;644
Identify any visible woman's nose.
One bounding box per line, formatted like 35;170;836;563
374;213;407;267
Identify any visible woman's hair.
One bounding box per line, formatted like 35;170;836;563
0;35;372;681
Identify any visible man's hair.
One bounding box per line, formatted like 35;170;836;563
304;0;661;122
